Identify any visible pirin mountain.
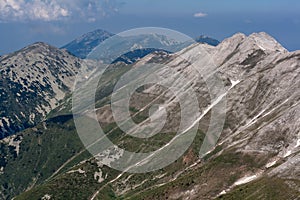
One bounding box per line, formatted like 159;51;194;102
0;30;299;200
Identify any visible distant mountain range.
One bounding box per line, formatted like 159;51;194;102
195;35;220;46
0;30;299;200
61;29;220;62
61;29;114;59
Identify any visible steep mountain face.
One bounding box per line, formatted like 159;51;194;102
0;43;82;138
1;32;299;200
61;29;114;59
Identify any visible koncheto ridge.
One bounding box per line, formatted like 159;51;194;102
0;30;299;200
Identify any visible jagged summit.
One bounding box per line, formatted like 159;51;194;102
218;32;287;54
247;32;287;52
198;32;289;68
221;32;247;45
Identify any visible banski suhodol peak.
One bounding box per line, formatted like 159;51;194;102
0;1;300;200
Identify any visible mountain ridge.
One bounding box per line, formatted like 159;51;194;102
61;28;221;61
0;42;82;138
0;31;299;200
61;29;114;59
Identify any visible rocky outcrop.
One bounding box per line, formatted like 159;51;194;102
0;42;82;138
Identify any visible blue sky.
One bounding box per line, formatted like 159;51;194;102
1;0;300;54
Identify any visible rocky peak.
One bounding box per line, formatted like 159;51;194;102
218;33;247;49
75;29;113;43
209;32;288;69
244;32;287;53
216;32;286;55
18;42;58;54
61;29;114;59
0;43;82;138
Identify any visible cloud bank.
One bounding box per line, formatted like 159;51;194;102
0;0;119;22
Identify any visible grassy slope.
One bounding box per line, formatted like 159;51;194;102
0;116;91;199
218;177;300;200
123;150;269;200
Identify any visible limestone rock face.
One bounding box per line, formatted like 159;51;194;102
0;42;82;138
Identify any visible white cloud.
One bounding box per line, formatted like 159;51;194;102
0;0;70;21
0;0;119;22
193;12;208;18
